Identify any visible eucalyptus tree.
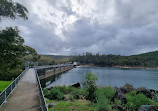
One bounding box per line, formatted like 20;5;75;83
0;0;28;80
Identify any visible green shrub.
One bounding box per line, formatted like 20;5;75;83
52;86;87;96
66;86;79;94
53;86;69;94
69;95;75;101
70;88;86;96
95;89;111;111
99;87;116;99
114;98;122;105
83;73;98;102
43;88;50;97
0;68;23;81
47;88;64;100
125;91;152;110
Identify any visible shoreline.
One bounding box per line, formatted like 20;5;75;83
79;65;158;69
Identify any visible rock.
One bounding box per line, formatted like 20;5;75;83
120;83;135;94
72;83;80;88
150;89;158;93
138;105;158;111
136;88;153;98
48;103;57;108
111;88;127;104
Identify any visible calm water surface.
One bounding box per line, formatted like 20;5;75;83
43;66;158;90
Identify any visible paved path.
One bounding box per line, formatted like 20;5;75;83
0;69;42;111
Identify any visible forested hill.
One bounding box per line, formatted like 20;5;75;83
71;51;158;68
43;55;74;64
131;51;158;59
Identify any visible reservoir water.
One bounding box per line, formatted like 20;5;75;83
43;66;158;90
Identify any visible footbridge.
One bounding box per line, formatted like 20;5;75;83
37;64;74;80
0;64;74;111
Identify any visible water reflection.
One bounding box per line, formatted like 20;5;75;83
41;66;158;90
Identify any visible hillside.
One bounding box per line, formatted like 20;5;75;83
131;51;158;59
72;51;158;68
42;55;75;64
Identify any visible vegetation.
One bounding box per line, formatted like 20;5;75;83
95;88;114;111
83;73;98;102
0;0;56;81
43;55;73;64
44;85;157;111
46;100;97;111
124;91;152;111
0;0;28;20
0;0;29;81
71;51;158;68
0;81;12;92
43;73;158;111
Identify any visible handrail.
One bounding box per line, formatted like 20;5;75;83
34;68;48;111
0;68;29;107
36;64;74;70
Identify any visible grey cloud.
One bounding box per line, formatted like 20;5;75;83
5;0;158;55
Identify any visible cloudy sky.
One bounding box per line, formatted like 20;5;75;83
2;0;158;55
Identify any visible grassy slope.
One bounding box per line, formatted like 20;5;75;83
0;81;12;92
47;100;97;111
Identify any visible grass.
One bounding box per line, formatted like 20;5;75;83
46;99;97;111
0;81;12;92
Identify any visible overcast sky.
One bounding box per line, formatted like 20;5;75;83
2;0;158;55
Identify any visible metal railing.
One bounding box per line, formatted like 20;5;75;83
34;68;48;111
36;64;74;70
0;68;29;107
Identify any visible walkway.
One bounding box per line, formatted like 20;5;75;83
0;69;41;111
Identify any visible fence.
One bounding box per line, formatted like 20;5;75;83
35;68;48;111
0;68;29;107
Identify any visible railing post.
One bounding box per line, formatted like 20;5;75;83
15;79;17;85
54;68;55;74
11;84;12;91
5;90;6;101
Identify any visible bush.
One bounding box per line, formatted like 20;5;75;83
53;86;69;94
69;95;75;101
45;88;64;100
95;89;111;111
0;68;23;81
125;91;152;110
52;86;87;96
43;88;50;97
100;87;116;99
83;73;98;102
70;88;86;96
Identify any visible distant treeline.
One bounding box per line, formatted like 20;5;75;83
43;55;73;64
71;51;158;67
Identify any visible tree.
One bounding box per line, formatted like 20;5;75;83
0;27;26;80
0;27;25;68
24;46;40;62
0;0;28;20
0;0;28;80
83;73;98;102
